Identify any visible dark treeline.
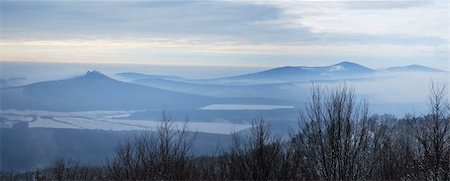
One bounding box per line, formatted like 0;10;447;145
2;83;450;180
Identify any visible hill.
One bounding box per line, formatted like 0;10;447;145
206;61;375;84
385;65;445;73
0;71;213;111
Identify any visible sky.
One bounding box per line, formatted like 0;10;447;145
0;0;449;69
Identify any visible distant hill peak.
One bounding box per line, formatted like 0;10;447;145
407;64;439;69
386;65;445;72
333;61;363;67
269;61;366;71
86;70;104;76
68;70;117;83
83;70;110;79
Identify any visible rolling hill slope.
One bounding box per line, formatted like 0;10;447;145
1;71;291;111
0;71;214;111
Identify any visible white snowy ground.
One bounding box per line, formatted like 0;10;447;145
0;109;251;134
200;104;294;110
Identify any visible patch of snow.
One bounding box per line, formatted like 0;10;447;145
1;109;251;134
29;117;79;129
199;104;294;110
329;65;347;72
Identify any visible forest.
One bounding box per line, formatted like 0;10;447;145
2;82;449;180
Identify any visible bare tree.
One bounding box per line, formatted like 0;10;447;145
226;118;287;180
407;81;450;180
292;84;375;180
368;114;408;180
43;158;102;180
106;112;195;180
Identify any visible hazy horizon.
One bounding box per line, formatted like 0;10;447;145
1;60;448;80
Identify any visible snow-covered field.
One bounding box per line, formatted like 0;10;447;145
0;109;251;134
199;104;294;110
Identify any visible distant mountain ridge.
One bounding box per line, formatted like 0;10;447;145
231;61;374;77
117;61;445;86
1;61;446;112
1;71;210;111
1;71;289;111
385;64;445;73
203;61;375;84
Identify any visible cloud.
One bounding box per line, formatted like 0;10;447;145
1;38;446;61
0;1;281;40
0;0;447;68
254;0;448;41
1;1;446;45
